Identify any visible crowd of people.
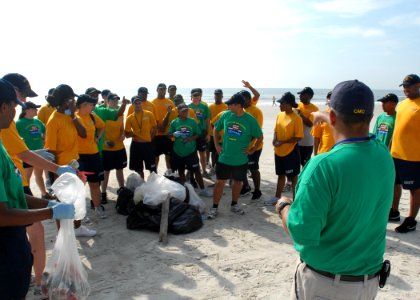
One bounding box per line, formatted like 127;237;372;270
0;72;418;299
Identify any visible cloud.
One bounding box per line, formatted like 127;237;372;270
381;14;420;27
315;26;385;38
312;0;398;17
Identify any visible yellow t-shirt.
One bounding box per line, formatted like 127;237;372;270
209;103;228;120
312;122;335;154
152;98;174;135
0;121;29;186
391;97;420;161
127;101;157;118
125;110;157;142
45;111;79;165
37;104;56;125
76;113;105;155
297;102;318;122
274;112;304;157
103;117;125;151
244;105;264;151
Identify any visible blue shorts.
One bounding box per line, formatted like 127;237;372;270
0;226;33;298
394;158;420;190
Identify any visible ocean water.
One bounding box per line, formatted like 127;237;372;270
174;88;405;106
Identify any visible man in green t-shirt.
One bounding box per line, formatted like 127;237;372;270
168;104;212;197
208;93;263;219
373;93;398;147
276;80;394;299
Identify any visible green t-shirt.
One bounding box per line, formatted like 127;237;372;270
188;102;210;133
215;111;263;166
0;141;27;209
93;106;119;152
169;117;201;157
373;112;396;147
16;117;46;150
287;139;394;275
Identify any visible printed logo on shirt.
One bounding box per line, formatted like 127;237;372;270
195;109;204;119
227;123;242;137
29;125;42;136
378;123;390;133
14;166;22;183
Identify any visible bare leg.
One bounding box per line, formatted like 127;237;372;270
199;151;207;174
24;167;33;188
392;184;402;211
34;167;47;195
116;169;124;188
231;180;242;202
101;171;110;193
195;170;205;189
178;167;186;184
276;175;286;198
408;188;420;218
250;169;261;192
89;182;101;208
213;179;226;205
26;222;46;286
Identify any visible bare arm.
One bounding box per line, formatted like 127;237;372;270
213;127;222;154
314;137;320;156
242;80;260;102
0;202;52;227
275;196;293;236
18;150;59;173
116;97;130;117
245;134;263;155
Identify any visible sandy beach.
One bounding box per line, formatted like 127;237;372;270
28;103;419;300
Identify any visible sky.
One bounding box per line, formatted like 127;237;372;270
1;0;419;98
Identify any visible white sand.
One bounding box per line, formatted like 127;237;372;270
28;104;419;300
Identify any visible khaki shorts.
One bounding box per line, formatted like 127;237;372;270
291;261;379;300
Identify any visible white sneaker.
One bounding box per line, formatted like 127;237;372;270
199;188;213;197
207;207;218;219
74;225;97;237
230;204;245;215
33;285;47;300
94;208;107;219
164;169;173;176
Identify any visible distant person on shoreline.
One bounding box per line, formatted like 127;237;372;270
390;74;420;233
373;93;398;148
277;80;394;299
272;96;276;106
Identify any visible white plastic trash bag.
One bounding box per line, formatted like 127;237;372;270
126;172;144;192
140;172;186;205
185;183;207;214
42;173;90;300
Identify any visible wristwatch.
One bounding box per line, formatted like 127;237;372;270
277;201;291;216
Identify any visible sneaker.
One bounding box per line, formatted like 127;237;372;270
240;185;252;197
75;225;97;237
251;190;262;200
94;208;107;219
33;285;48;300
101;192;108;204
41;192;56;200
389;208;400;222
264;196;278;206
207;207;218;219
199;188;213;197
395;217;417;233
208;167;216;176
202;171;211;179
164;169;173;176
230;203;245;215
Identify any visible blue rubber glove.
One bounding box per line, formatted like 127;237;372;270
51;203;75;219
56;165;76;176
173;131;183;138
33;149;55;162
47;200;59;208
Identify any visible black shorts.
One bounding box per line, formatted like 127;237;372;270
154;135;172;156
78;153;104;183
23;186;33;196
23;161;32;168
298;145;313;167
216;162;248;181
275;146;301;177
102;148;127;171
171;151;200;172
0;226;33;298
196;134;207;152
208;136;217;153
394;158;420;190
248;149;262;170
129;141;157;173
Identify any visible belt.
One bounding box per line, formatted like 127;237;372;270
302;260;378;282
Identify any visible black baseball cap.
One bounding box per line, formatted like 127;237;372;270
297;87;314;96
377;93;398;103
108;93;120;101
131;95;141;103
101;89;111;97
277;92;298;108
168;85;177;90
2;73;38;97
24;101;41;109
138;87;149;95
330;80;374;116
157;83;166;89
214;89;223;94
191;88;201;96
76;94;97;106
399;74;420;87
85;87;101;95
0;79;26;107
177;103;189;112
225;93;245;106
